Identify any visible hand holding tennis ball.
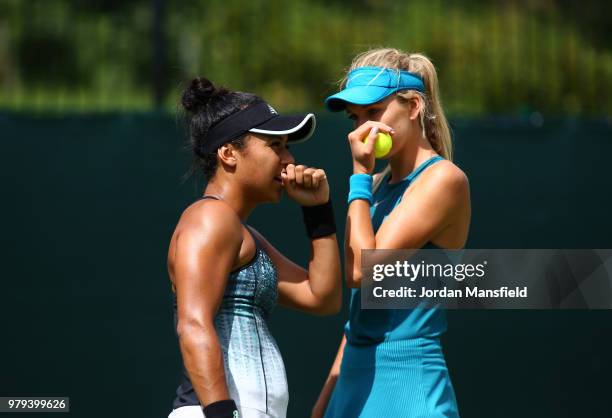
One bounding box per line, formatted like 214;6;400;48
364;131;393;158
348;123;394;174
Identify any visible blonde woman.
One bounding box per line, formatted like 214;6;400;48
312;49;470;418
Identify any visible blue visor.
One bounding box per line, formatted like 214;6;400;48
325;66;425;112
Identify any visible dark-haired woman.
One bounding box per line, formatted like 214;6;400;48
167;78;341;418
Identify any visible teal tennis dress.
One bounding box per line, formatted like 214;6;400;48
324;156;460;418
171;217;289;418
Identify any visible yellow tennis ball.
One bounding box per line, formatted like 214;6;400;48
364;132;393;158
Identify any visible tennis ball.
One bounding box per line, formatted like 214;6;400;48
364;132;393;158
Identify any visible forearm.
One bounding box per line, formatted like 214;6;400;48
306;234;342;311
299;199;342;312
312;334;347;417
345;200;376;286
178;325;229;405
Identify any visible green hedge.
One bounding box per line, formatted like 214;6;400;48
0;0;610;114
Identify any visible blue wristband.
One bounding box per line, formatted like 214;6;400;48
348;174;373;205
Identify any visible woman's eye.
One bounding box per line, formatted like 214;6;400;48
270;141;288;151
347;114;357;121
368;108;380;117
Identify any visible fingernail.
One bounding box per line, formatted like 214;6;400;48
370;126;379;136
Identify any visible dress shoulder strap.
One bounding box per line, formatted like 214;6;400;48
406;155;444;183
243;224;263;250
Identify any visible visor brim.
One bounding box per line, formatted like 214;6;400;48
325;86;397;112
249;113;316;143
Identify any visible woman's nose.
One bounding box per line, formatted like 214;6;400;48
282;148;295;165
355;116;369;128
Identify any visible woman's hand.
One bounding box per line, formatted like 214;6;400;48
347;121;394;174
282;164;330;206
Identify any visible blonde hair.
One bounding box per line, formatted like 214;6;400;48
341;48;452;190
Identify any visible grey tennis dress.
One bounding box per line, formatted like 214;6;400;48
170;224;288;418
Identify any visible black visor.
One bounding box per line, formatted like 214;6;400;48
201;100;316;154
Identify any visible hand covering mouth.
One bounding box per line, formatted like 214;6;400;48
274;169;287;184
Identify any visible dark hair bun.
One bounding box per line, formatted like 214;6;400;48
181;77;221;113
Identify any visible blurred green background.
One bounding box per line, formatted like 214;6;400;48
1;1;611;418
0;0;611;114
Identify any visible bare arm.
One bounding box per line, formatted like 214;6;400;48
252;229;342;315
256;163;341;315
344;122;470;288
311;334;346;418
173;203;243;405
344;197;376;288
345;164;469;287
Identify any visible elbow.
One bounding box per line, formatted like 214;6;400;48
345;268;362;289
314;301;341;316
308;270;343;316
324;296;343;316
176;318;215;345
345;279;360;289
312;292;342;316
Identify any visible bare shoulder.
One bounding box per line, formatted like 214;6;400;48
416;159;469;197
167;199;244;284
177;199;243;242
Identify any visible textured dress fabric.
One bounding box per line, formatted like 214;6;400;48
170;228;288;418
325;156;460;418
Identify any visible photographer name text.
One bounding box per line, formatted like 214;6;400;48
372;286;528;299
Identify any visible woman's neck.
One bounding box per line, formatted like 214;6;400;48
203;178;255;221
388;134;438;183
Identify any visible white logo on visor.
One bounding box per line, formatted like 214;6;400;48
267;104;278;115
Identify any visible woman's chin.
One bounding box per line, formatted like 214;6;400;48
264;183;283;203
